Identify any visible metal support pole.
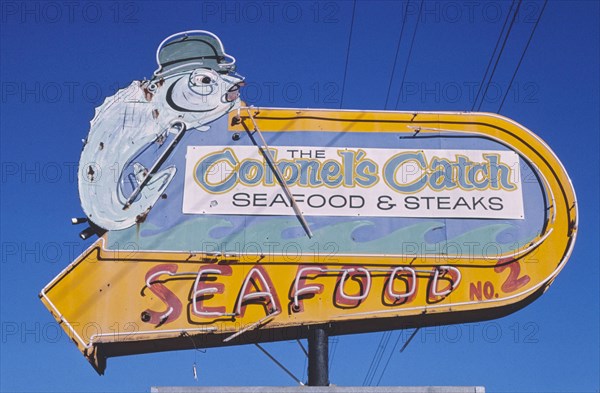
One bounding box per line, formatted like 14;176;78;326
308;325;329;386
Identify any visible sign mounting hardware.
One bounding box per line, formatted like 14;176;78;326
242;106;313;238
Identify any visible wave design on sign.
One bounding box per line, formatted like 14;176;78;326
107;217;536;258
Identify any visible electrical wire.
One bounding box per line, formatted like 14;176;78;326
476;0;523;111
375;328;421;385
372;331;392;385
340;0;357;108
498;0;547;113
363;333;384;385
394;0;425;110
384;0;411;110
472;0;517;111
363;334;382;385
181;332;205;382
363;331;392;386
375;331;403;386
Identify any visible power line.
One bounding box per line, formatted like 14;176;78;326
371;331;392;385
363;331;392;386
375;328;421;386
376;331;403;386
476;0;523;111
498;0;547;113
363;333;386;385
472;0;517;111
395;0;425;110
340;0;357;108
384;0;411;110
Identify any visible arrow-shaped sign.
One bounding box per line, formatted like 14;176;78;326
41;109;577;374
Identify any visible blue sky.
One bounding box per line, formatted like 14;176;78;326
1;1;598;392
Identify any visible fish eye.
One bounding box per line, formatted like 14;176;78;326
189;70;217;87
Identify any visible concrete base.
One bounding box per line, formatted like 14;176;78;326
152;387;485;393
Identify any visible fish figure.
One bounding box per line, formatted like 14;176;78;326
78;31;244;231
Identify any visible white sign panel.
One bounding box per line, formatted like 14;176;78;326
183;146;524;219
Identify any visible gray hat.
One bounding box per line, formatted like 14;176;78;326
153;30;236;79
